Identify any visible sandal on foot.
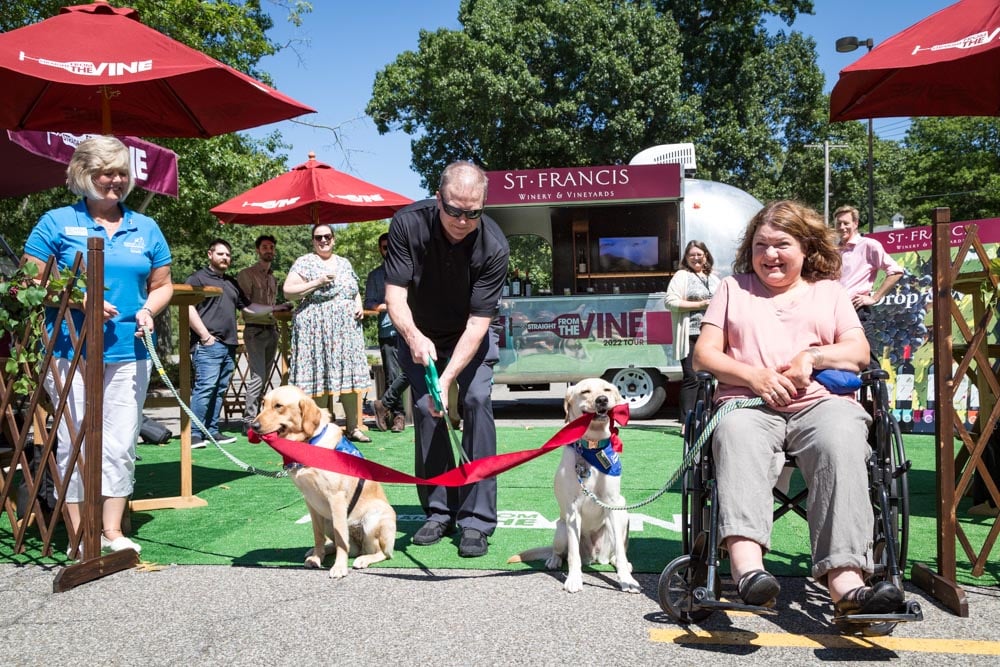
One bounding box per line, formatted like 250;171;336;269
834;581;904;616
737;569;781;606
347;428;372;443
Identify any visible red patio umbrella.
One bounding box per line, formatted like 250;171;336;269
0;2;314;137
210;153;414;226
1;130;179;198
830;0;1000;121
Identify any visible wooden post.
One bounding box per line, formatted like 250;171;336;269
911;207;968;616
54;237;138;592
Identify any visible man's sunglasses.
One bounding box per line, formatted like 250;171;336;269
313;234;333;242
441;201;484;220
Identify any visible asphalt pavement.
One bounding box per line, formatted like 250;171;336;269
5;385;1000;665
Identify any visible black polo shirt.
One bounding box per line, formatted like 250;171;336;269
384;198;509;350
185;266;251;347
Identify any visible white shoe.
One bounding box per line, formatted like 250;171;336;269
101;534;142;554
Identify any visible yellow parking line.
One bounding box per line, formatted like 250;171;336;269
649;629;1000;656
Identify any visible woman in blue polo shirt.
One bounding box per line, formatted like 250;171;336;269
23;136;173;558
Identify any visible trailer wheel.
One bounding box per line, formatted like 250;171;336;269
603;367;666;419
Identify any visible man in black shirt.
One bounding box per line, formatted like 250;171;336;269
186;238;288;447
385;161;509;557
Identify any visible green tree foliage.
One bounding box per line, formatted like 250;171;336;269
368;0;703;191
367;0;824;201
899;117;1000;226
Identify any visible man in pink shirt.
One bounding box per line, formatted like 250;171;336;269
835;205;903;367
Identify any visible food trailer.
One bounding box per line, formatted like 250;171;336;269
484;160;762;418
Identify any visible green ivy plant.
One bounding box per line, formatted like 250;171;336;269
0;262;84;397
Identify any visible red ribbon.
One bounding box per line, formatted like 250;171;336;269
249;403;629;487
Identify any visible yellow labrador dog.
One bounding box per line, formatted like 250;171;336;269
509;378;640;593
253;385;396;578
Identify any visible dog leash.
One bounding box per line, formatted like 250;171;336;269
141;331;289;479
424;362;471;465
578;397;764;511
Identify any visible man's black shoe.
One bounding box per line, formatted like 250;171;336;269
458;528;488;557
412;520;453;546
835;581;905;616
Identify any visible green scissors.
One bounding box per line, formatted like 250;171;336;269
424;362;470;465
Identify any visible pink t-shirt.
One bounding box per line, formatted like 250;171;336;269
701;274;863;412
839;235;903;299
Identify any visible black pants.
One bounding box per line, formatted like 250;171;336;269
378;336;409;415
856;305;881;369
679;335;699;425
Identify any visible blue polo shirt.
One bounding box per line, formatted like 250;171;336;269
24;199;172;362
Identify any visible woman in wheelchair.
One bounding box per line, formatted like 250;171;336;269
692;200;907;618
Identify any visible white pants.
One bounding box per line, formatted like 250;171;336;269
44;358;151;502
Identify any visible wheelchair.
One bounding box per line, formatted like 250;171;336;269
658;369;923;635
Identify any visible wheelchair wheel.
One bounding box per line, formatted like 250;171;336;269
870;413;910;590
658;554;714;623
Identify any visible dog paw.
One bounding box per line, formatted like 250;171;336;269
352;555;375;569
619;576;642;594
304;555;322;569
329;564;349;579
563;573;584;593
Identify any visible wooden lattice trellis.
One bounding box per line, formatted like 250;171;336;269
1;238;137;591
913;208;1000;617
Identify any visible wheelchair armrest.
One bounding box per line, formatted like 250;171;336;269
695;370;716;383
861;368;889;383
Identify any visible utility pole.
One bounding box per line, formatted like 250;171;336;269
806;140;848;225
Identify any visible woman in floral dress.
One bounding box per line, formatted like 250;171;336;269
283;224;372;442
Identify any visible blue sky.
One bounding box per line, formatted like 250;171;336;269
249;0;952;201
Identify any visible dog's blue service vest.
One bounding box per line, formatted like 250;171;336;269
573;438;622;477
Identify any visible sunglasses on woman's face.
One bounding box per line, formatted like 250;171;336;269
313;234;333;242
441;201;484;220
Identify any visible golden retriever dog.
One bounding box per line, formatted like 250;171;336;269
253;385;396;578
508;378;640;593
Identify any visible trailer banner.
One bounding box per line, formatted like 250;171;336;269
495;294;675;384
869;218;1000;434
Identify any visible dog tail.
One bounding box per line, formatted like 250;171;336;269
506;546;553;564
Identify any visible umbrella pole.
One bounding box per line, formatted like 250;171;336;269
100;86;113;135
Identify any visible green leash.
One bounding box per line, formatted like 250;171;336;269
580;397;764;511
424;362;470;465
141;331;288;479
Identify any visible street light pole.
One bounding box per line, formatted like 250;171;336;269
836;36;876;233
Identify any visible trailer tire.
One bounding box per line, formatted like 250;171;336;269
603;367;666;420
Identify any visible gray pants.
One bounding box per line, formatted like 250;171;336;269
398;327;500;535
242;324;278;424
712;397;875;582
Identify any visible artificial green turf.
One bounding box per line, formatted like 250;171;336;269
2;427;998;588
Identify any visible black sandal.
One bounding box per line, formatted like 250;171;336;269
736;569;781;606
834;581;904;616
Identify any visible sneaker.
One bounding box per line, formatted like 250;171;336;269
101;534;141;554
412;520;454;546
458;528;488;557
373;399;391;432
391;414;406;433
211;433;237;445
834;581;904;616
190;435;206;450
736;569;781;606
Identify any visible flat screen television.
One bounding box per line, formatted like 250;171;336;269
598;236;659;271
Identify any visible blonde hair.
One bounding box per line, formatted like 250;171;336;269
66;136;134;200
439;161;489;201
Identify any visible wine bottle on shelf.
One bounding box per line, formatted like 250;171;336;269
501;270;511;297
880;346;896;410
576;237;588;274
524;270;533;297
511;269;522;297
896;344;915;433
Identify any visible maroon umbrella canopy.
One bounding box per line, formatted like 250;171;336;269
0;130;178;197
0;2;315;137
830;0;1000;121
211;153;414;226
